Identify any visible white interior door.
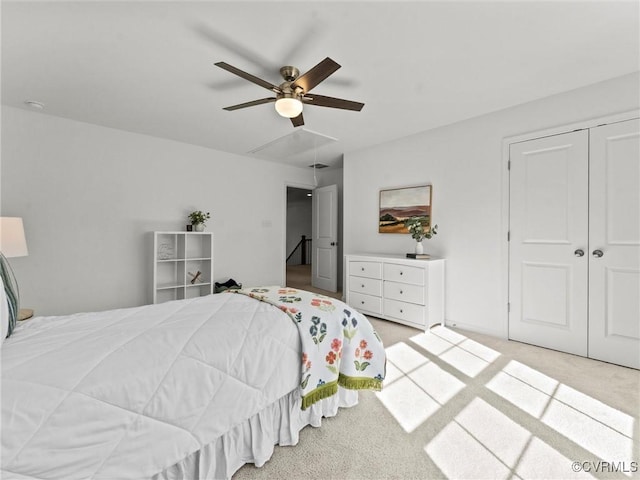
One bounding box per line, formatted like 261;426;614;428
588;119;640;369
312;184;338;292
508;130;589;356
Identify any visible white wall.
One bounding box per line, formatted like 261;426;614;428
344;72;640;337
1;107;314;315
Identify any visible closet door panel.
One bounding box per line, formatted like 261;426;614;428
508;130;589;356
588;119;640;369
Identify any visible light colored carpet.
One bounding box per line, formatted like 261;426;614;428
286;264;342;299
234;310;639;479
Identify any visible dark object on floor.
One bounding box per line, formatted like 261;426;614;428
214;278;242;293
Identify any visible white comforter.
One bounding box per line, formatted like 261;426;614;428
1;293;304;479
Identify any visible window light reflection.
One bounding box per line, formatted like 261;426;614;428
377;341;466;433
376;330;634;479
487;360;635;474
376;376;440;433
410;326;501;378
487;370;554;418
425;398;595;480
425;419;512;479
384;342;429;374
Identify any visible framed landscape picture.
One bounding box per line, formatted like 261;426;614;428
379;185;432;233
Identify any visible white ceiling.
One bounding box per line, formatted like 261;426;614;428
2;1;638;169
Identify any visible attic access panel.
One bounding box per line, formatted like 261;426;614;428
249;128;337;159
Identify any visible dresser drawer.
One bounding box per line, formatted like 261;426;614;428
384;299;425;327
383;281;425;305
383;263;425;285
349;276;382;297
349;291;382;315
349;261;382;280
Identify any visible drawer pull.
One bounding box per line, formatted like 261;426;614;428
361;267;365;271
400;290;403;294
400;271;403;275
361;301;365;305
362;284;365;288
400;309;404;313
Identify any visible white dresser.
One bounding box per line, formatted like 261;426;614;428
345;253;445;330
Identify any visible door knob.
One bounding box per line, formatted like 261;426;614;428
592;249;604;258
574;249;584;257
330;242;336;246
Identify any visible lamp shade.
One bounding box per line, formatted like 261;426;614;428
0;217;29;258
275;97;303;118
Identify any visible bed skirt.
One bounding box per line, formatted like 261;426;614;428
154;387;359;480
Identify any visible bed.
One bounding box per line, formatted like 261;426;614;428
1;285;385;480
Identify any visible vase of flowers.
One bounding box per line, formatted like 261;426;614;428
404;217;438;254
188;210;211;232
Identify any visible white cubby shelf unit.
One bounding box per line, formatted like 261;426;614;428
153;231;213;304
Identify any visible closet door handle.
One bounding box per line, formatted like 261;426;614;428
574;249;584;257
592;249;604;258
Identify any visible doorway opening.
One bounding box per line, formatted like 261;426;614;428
286;186;313;289
285;186;342;299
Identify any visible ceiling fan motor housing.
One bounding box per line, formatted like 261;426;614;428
279;66;300;82
278;83;303;100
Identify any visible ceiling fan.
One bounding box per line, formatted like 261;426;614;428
214;57;364;127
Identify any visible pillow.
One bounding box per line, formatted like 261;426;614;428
0;255;18;339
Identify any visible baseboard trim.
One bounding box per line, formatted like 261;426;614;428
445;320;506;339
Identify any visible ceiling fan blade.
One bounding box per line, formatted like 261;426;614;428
196;24;276;72
303;93;364;111
215;62;281;92
223;97;276;111
292;57;341;93
291;113;304;127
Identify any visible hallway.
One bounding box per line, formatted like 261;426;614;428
285;264;342;300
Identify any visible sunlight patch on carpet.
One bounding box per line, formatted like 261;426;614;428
376;376;440;433
425;420;512;479
425;398;595;480
407;362;465;405
384;342;429;373
486;370;553;418
377;341;464;432
377;328;635;478
410;325;501;377
487;360;635;474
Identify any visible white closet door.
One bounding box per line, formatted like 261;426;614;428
508;130;589;356
588;119;640;369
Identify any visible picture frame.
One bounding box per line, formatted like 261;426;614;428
379;185;432;234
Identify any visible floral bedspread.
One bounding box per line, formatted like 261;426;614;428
232;287;385;409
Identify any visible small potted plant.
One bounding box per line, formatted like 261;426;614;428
188;210;210;232
404;217;438;254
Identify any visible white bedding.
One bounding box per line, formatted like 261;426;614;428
1;293;357;479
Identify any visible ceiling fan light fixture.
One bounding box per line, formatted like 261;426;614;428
275;96;303;118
